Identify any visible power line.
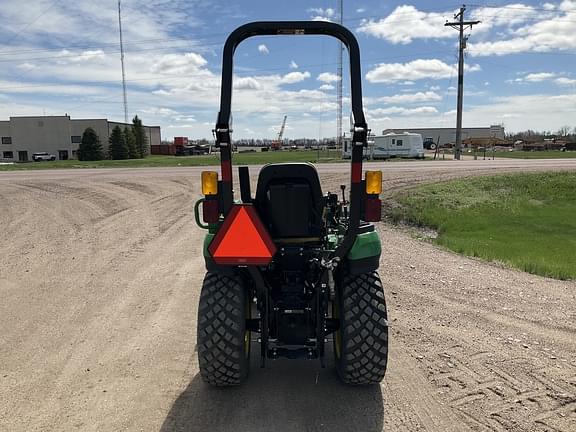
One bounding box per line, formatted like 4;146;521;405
445;4;480;160
0;5;468;58
3;0;62;48
1;7;575;63
467;3;576;13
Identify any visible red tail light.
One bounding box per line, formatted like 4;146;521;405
364;197;381;222
202;199;219;224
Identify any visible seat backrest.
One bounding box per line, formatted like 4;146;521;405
255;163;323;240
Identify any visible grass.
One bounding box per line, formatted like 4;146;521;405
0;150;344;171
389;172;576;280
0;150;430;171
493;150;576;159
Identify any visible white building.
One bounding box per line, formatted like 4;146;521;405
0;115;161;161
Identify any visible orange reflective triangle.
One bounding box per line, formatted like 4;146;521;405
209;205;276;265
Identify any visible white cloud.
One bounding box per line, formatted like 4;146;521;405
150;52;208;75
17;63;36;71
280;71;311;84
356;8;366;13
465;93;576;131
470;4;539;27
559;0;576;12
365;59;480;83
524;72;557;82
289;60;298;69
357;5;454;44
258;44;269;55
556;77;576;85
139;107;179;116
370;106;439;116
308;7;335;17
75;49;106;62
309;7;335;22
378;91;442;104
317;72;341;83
319;84;335;91
312;16;333;22
358;2;575;56
53;49;107;63
512;72;576;85
234;77;262;90
310;102;337;112
468;3;576;56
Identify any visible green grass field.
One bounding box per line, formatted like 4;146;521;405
389;172;576;280
494;150;576;159
0;150;344;171
0;150;431;171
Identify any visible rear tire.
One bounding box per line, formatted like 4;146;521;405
197;272;250;386
334;271;389;385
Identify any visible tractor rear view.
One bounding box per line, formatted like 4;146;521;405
194;21;388;386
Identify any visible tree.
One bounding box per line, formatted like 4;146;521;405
557;125;571;137
108;125;129;160
124;127;138;159
77;127;104;161
132;115;148;158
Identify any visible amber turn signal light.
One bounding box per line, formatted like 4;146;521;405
365;171;382;195
201;171;218;196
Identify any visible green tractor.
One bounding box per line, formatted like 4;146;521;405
194;21;388;386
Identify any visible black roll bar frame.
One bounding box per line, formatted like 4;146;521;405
214;21;368;259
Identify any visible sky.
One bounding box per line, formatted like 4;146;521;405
0;0;575;140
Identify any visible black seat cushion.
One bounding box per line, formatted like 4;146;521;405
255;163;323;238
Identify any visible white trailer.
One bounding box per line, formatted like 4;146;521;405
342;132;425;159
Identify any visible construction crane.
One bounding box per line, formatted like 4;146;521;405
271;115;287;151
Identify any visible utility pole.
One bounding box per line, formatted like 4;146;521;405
118;0;129;124
336;0;343;151
445;5;479;160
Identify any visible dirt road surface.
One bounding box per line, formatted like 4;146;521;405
1;159;575;431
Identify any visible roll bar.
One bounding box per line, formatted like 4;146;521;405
215;21;368;259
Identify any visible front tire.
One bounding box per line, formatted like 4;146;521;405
197;272;250;386
334;271;389;385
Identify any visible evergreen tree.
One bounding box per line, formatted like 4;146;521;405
77;127;104;161
132;115;148;158
108;125;129;160
124;127;138;159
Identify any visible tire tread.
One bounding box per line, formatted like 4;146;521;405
197;272;248;386
337;271;389;385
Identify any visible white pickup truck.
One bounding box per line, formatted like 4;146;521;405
32;152;56;161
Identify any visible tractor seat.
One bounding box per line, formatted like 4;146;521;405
254;163;323;243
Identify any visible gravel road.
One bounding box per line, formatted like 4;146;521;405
1;159;575;431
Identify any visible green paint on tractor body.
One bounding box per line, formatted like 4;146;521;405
203;233;215;257
347;231;381;260
203;229;381;262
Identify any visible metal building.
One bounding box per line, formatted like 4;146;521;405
0;115;161;161
382;125;505;147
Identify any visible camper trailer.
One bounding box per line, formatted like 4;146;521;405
342;132;425;159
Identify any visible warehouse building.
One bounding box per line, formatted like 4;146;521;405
0;115;161;161
382;125;505;146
